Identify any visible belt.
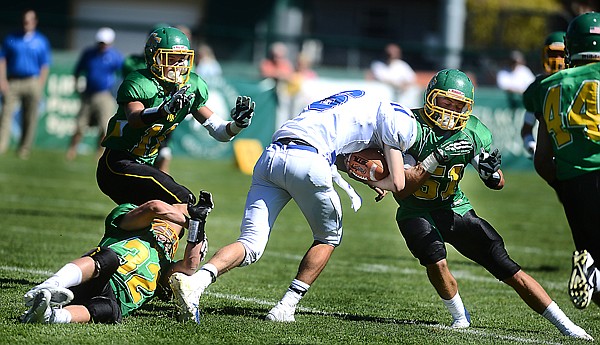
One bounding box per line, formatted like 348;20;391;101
273;137;318;153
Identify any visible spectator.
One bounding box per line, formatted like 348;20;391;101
66;27;124;160
195;43;222;81
496;50;535;110
0;9;51;159
287;52;318;116
260;42;296;128
260;42;294;83
366;43;416;102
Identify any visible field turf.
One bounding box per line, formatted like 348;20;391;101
0;150;597;344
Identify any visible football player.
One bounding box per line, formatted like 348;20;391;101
168;89;470;324
96;26;254;206
393;69;592;340
533;12;600;311
521;31;566;156
20;192;213;324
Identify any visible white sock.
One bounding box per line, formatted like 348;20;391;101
442;292;467;321
193;263;218;289
41;263;82;289
51;308;72;324
280;279;310;308
542;301;582;335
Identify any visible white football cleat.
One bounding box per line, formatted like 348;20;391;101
24;285;74;307
169;272;203;323
20;289;55;324
450;307;471;329
569;250;596;309
265;302;295;322
561;325;594;341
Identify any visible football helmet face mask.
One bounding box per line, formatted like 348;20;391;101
565;12;600;66
144;27;194;85
542;31;566;74
424;69;474;131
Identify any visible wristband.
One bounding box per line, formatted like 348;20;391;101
140;107;162;125
421;153;439;174
229;121;244;135
187;218;206;243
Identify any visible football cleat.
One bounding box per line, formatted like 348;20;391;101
450;307;471;329
169;272;203;323
24;285;74;307
265;302;295;322
560;324;594;341
20;289;55;324
569;250;596;309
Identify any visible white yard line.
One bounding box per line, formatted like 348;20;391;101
2;264;564;344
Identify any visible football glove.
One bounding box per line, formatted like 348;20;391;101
163;85;194;116
433;139;473;164
230;96;255;128
477;148;501;180
187;191;213;244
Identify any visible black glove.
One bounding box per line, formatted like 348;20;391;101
230;96;255;128
187;191;214;243
477;148;501;180
433;139;473;164
162;85;194;116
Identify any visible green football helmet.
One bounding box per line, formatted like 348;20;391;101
424;69;474;131
144;27;194;85
565;12;600;66
542;31;566;74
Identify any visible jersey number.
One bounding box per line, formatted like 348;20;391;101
132;123;178;156
544;80;600;148
413;165;464;201
116;238;160;304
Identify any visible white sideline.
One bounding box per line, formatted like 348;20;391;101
3;264;563;344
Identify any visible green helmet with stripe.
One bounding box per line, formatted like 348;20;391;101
424;69;474;131
144;27;194;86
565;12;600;65
543;31;566;73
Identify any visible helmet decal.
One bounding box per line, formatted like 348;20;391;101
144;27;194;85
423;69;474;131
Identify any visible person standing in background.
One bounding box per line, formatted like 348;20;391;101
66;27;124;160
0;9;51;159
496;50;535;110
366;43;416;102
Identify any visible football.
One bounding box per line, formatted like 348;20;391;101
345;148;389;182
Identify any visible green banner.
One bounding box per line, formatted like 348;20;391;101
6;51;536;169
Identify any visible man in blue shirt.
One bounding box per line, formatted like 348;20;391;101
0;9;51;159
66;27;124;160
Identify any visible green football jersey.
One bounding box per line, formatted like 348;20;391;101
99;203;178;317
394;109;493;221
533;62;600;180
101;69;209;165
522;74;547;117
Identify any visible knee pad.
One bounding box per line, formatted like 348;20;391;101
84;247;119;281
238;242;263;267
84;296;122;324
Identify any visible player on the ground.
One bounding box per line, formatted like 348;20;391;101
167;89;470;324
533;12;600;311
393;69;592;340
521;31;566;156
20;192;212;324
97;26;254;206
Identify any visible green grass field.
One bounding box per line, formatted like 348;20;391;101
0;149;597;344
